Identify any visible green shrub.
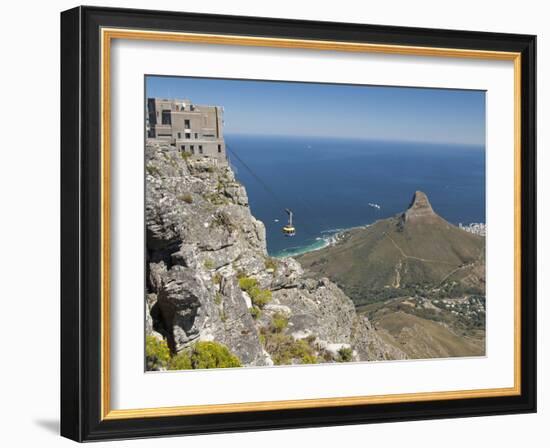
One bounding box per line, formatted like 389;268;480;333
250;306;261;320
293;339;318;365
305;334;317;344
180;151;191;160
238;276;258;291
145;336;170;370
271;313;288;333
214;292;222;305
167;342;241;370
251;288;272;308
204;258;215;269
337;347;354;362
300;353;318;365
178;193;193;203
168;352;192;370
261;331;317;366
146;165;160;176
212;273;222;285
238;276;272;308
190;341;241;369
204;193;229;205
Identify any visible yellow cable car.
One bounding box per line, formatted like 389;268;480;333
282;209;296;236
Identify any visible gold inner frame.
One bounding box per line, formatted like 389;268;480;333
100;27;522;420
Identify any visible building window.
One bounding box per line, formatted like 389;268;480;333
177;132;181;139
161;110;171;125
185;132;191;139
199;145;203;154
194;133;198;139
190;145;194;154
218;145;222;153
184;119;190;128
181;145;185;151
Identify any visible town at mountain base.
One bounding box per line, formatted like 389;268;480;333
145;143;405;370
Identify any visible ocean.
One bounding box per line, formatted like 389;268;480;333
226;134;486;258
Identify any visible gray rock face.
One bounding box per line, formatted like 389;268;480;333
145;143;403;367
352;315;408;361
403;190;437;223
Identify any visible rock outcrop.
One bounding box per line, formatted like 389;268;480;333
145;143;403;369
403;190;437;223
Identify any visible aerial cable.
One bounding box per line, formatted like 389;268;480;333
229;145;333;234
226;144;320;238
226;145;287;210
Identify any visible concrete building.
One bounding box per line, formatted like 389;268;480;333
147;98;226;162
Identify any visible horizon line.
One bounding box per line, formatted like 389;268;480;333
224;132;486;148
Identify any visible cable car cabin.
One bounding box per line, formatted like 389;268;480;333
282;209;296;237
282;224;296;237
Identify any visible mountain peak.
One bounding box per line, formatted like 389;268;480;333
403;191;436;223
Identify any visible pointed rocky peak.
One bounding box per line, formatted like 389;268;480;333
408;191;434;213
402;191;437;223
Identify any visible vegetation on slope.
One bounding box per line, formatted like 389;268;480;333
298;196;485;307
145;336;242;371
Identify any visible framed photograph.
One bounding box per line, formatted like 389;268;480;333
60;6;536;441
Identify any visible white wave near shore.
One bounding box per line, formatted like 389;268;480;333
272;224;370;258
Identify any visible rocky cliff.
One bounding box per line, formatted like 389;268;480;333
402;190;437;223
145;143;404;369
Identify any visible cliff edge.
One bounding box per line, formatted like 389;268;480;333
145;143;404;369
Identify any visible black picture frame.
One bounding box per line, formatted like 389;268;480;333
61;5;536;442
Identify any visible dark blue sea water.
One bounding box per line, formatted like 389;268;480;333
226;134;486;258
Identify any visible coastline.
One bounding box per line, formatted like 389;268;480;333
270;220;486;259
271;225;369;258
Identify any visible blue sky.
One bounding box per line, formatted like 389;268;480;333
146;76;486;146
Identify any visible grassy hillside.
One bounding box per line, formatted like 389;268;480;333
296;191;486;360
373;311;484;359
298;191;485;307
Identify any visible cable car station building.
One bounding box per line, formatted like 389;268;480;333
147;98;227;162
